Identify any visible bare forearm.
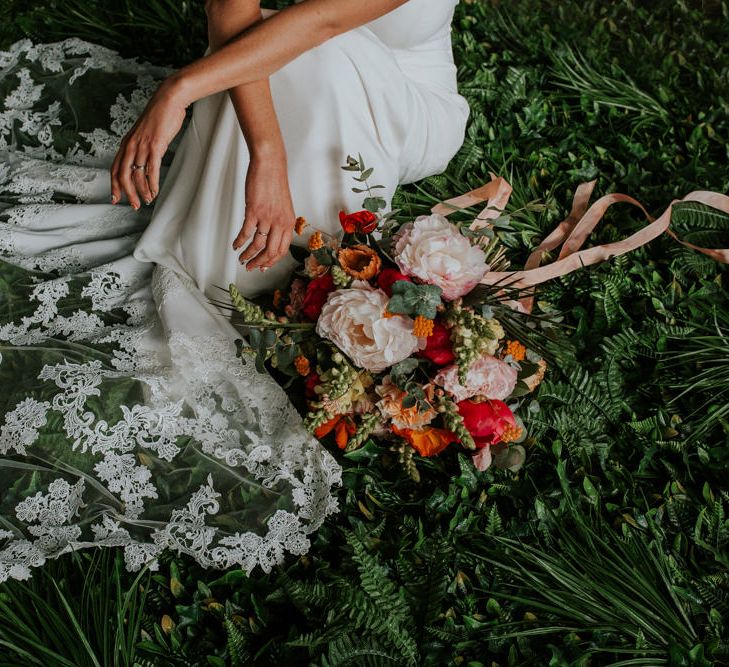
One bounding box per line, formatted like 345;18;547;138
206;1;285;158
171;0;408;107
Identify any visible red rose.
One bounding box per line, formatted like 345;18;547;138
301;273;335;321
457;399;516;448
304;372;321;399
339;210;378;234
377;268;411;296
417;320;454;366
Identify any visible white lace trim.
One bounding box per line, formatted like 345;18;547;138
1;253;342;582
0;398;51;455
0;39;342;583
0;39;169;171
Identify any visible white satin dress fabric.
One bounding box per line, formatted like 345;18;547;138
134;0;470;299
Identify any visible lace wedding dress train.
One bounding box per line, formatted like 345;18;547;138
0;0;469;581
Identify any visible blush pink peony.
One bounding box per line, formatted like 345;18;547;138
315;282;424;373
434;354;518;402
393;214;489;300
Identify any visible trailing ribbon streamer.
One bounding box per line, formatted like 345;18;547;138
432;174;729;313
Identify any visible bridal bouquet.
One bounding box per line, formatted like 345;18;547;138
228;156;547;477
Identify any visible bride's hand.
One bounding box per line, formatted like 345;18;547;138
110;80;187;209
233;151;296;272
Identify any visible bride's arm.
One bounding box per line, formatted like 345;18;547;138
169;0;409;106
207;1;297;272
111;0;407;249
207;1;285;163
112;0;406;201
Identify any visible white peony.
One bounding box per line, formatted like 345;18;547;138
434;354;518;402
316;282;424;373
393;214;489;300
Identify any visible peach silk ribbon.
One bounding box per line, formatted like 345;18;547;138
432;173;729;312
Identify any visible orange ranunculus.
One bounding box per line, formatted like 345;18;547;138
314;414;356;450
339;210;378;234
393;425;458;457
337;244;382;280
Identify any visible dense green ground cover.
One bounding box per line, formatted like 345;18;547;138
1;0;728;664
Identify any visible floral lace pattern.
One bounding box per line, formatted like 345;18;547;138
0;40;343;583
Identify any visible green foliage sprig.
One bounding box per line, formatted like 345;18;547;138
444;299;504;382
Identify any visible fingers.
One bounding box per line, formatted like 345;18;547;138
132;147;153;205
238;228;269;265
276;227;293;259
247;227;283;271
110;156;121;205
118;138;141;210
233;214;258;251
110;137;126;204
146;144;163;201
110;136;163;208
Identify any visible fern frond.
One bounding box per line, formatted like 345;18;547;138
224;617;251;667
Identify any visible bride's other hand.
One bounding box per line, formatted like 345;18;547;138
110;81;187;209
233;151;296;271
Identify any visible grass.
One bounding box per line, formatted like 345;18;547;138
0;551;150;667
1;0;729;664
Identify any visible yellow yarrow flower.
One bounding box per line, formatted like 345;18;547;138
308;231;324;251
294;355;311;376
504;339;527;362
413;315;435;338
294;216;308;234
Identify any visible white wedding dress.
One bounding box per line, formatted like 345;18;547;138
0;0;468;581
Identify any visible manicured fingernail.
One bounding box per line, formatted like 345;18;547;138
260;267;268;273
144;198;151;205
111;195;118;204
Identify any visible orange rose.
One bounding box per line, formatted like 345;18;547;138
393;425;457;457
376;377;436;430
337;244;382;281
